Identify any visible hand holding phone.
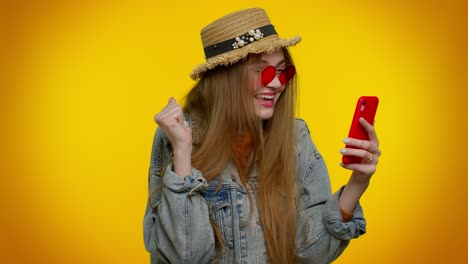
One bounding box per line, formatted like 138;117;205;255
342;96;379;164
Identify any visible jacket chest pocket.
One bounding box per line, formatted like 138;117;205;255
203;188;235;260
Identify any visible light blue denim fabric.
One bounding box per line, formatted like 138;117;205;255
143;119;366;263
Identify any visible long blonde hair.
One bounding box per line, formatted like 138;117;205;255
184;48;298;263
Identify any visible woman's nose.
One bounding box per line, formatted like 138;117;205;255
265;75;282;88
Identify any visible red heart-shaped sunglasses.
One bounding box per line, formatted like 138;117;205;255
260;65;296;86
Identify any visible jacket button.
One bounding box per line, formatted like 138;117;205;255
239;219;247;228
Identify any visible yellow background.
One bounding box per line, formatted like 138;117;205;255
2;0;466;263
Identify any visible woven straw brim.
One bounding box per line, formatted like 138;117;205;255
190;35;301;80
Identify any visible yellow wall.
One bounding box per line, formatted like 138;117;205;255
2;0;466;263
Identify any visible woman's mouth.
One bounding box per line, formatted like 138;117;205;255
255;93;275;108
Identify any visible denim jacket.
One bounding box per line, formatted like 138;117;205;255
143;119;366;263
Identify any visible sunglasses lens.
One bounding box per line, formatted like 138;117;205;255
261;66;276;86
260;65;296;86
279;65;296;84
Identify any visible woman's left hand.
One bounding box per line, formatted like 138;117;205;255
340;117;381;183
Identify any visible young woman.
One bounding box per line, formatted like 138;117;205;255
143;7;381;264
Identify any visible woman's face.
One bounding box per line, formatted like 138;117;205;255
250;49;288;120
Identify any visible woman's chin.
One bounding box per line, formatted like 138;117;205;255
255;108;275;120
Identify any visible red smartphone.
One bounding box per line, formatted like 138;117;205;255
342;96;379;164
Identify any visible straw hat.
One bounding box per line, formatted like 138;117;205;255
190;8;301;80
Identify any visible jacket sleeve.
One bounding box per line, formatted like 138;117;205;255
294;119;366;264
143;127;216;264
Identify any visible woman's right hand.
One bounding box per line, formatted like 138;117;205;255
154;97;192;150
